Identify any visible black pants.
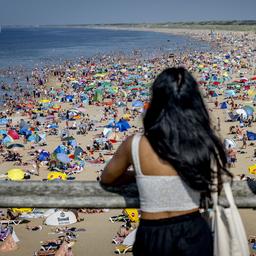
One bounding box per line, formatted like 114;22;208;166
133;211;213;256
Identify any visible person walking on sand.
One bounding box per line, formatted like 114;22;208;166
101;67;232;256
217;117;221;132
242;133;247;149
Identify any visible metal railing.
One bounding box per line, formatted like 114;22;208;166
0;180;256;208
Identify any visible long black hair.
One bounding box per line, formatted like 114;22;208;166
143;67;232;192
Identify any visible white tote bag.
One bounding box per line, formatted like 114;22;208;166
212;182;249;256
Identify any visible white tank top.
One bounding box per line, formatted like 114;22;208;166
132;134;200;213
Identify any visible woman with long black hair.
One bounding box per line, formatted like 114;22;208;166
101;67;232;256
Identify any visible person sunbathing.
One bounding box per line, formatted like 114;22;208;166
26;224;42;231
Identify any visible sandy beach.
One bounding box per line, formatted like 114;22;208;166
0;26;256;255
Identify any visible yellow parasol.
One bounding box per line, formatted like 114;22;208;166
39;99;50;104
12;208;33;213
124;209;139;223
248;164;256;175
47;171;67;181
123;114;131;120
7;168;25;181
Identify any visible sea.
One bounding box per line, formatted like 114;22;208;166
0;27;211;96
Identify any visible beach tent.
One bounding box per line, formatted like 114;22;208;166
224;139;236;149
74;146;84;158
56;153;71;164
243;105;254;116
115;120;131;132
43;209;56;218
19;119;29;130
27;134;36;142
103;127;112;138
66;95;74;102
210;92;218;97
247;131;256;141
8;130;19;140
45;210;77;226
53;145;67;154
0;118;8;125
38;151;50;161
220;102;228;109
234;109;247;120
19;127;31;136
93;89;103;102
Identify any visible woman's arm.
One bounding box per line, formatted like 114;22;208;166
100;135;135;185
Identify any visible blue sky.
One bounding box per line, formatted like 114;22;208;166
1;0;256;25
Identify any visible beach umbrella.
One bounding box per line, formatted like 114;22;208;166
243;105;254;116
251;76;256;81
47;171;67;181
62;136;75;142
52;105;61;111
7;168;25;181
0;118;8;125
248;164;256;175
53;145;67;154
8;130;19;140
7;143;24;149
56;153;71;164
132;100;144;108
234;109;247;119
48;124;59;129
39;99;51;104
0;130;7;135
124;209;139;223
224;90;236;97
2;135;13;145
12;208;33;214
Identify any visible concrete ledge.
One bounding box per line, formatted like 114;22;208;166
0;180;255;208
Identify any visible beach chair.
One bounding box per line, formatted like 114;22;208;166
109;214;129;223
0;227;12;241
34;249;56;256
0;220;23;226
114;244;133;254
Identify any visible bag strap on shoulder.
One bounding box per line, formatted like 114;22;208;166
131;134;142;175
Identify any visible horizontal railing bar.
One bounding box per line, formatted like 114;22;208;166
0;180;255;208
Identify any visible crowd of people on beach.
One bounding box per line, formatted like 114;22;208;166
0;29;256;254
